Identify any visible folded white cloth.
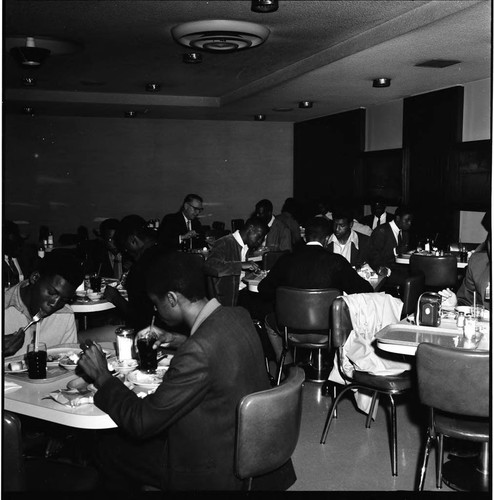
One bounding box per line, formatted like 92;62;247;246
5;381;22;392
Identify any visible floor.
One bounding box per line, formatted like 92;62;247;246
287;380;460;492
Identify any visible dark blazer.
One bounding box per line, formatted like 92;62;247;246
326;231;370;268
258;244;373;302
457;251;490;307
158;211;205;250
85;239;121;278
203;234;243;306
95;305;271;490
360;212;394;231
367;222;410;272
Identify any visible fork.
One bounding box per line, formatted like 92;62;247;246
22;310;45;332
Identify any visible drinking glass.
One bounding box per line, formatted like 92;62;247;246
135;328;159;373
26;342;47;379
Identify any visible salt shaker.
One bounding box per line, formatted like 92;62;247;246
457;311;465;329
115;326;135;361
463;314;475;341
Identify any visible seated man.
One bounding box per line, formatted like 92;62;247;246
78;251;294;491
104;215;166;331
203;217;268;307
86;218;123;279
360;197;394;231
326;209;370;267
258;217;373;363
367;205;414;290
255;199;292;252
157;194;206;251
440;232;490;309
315;199;372;237
4;250;84;356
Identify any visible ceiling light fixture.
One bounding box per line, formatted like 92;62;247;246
299;101;313;109
22;107;34;115
172;20;270;52
10;37;50;67
183;52;203;64
251;0;279;13
254;114;266;121
145;83;161;92
125;111;136;118
372;77;391;88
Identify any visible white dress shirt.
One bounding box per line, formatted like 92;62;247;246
328;230;359;264
232;230;248;290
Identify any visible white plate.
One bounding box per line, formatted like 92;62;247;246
47;347;81;366
4;359;28;373
59;356;79;370
127;367;168;389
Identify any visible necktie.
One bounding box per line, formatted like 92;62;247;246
187;220;192;249
397;230;403;248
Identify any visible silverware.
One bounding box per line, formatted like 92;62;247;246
22;310;45;332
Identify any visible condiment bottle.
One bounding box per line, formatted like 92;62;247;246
463;314;475;340
115;326;135;361
457;311;465;328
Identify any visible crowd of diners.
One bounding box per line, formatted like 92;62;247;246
2;194;490;491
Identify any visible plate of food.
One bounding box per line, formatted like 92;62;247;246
47;347;82;366
58;351;81;370
127;366;168;389
5;359;28;373
107;356;138;375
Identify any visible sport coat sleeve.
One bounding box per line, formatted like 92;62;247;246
203;237;242;277
95;339;210;439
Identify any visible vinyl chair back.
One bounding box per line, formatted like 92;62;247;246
235;366;305;490
3;411;100;491
262;250;287;271
400;273;426;319
409;254;457;290
320;296;412;476
275;287;340;384
416;343;490;490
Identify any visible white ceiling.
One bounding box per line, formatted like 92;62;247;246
3;0;492;122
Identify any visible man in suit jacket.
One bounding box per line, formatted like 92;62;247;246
326;210;370;267
79;251;293;491
367;205;414;289
258;217;373;363
255;199;292;252
360;198;394;231
86;218;123;279
203;217;268;307
158;194;206;250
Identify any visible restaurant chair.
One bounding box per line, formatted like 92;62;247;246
415;343;489;491
231;218;244;232
212;221;229;238
234;366;304;491
275;287;340;385
409;254;458;291
320;297;412;476
3;411;100;491
262;250;287;271
400;273;425;319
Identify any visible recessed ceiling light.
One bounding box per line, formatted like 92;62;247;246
415;59;461;68
23;107;34;115
254;114;266;121
251;0;279;13
125;111;136;118
372;78;391;88
145;83;161;92
299;101;313;109
183;52;202;64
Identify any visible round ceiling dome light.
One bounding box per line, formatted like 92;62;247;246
171;20;270;53
372;77;391;88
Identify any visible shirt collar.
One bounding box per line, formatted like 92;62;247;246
306;241;323;247
190;298;221;336
268;215;275;228
389;220;400;240
232;230;246;248
328;230;359;249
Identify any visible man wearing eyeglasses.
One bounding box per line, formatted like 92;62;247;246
158;194;206;251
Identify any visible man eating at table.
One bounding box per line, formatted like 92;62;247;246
78;251;294;490
4;250;84;356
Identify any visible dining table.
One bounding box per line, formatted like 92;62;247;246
4;342;117;429
4;342;174;431
375;308;490;492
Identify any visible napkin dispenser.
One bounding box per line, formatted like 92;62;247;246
415;292;441;327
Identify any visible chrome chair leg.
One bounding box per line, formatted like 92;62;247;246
276;349;287;386
417;429;433;490
333;384;338;419
436;433;444;489
320;384;354;444
365;391;379;428
389;395;398;476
